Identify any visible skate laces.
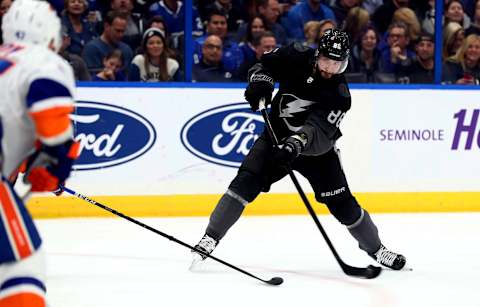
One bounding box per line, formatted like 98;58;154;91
374;245;397;267
197;235;217;254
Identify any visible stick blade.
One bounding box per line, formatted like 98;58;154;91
266;277;284;286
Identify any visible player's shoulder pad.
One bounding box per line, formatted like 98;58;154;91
292;42;310;53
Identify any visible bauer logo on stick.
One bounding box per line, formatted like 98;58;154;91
71;101;157;170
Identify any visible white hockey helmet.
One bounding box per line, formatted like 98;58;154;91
1;0;62;51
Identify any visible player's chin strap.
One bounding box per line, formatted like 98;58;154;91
258;98;381;279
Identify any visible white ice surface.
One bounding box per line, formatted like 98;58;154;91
37;213;480;307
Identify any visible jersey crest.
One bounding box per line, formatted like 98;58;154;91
278;93;316;132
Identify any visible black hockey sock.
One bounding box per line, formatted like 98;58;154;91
206;189;248;240
347;209;381;254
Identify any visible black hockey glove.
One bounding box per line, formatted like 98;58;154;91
273;134;307;168
244;73;274;111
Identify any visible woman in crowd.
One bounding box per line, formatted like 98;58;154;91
444;0;471;29
443;21;466;60
93;49;125;81
128;27;181;81
392;7;421;44
303;20;321;48
443;33;480;84
348;24;382;82
61;0;98;56
238;15;267;65
342;7;370;45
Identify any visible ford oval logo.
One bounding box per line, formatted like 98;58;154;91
72;101;156;170
181;103;264;167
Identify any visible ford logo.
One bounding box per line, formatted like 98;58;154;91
72;101;156;170
181;103;264;167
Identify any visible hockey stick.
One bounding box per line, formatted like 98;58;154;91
258;98;381;279
60;185;283;286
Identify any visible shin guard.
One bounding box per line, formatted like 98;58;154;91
347;209;381;254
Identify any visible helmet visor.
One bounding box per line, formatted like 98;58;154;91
317;55;348;74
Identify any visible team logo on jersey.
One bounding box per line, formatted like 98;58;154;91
181;103;263;168
71;101;156;170
279;93;316;132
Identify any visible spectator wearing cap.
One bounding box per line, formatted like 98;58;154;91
128;28;182;81
61;0;99;56
82;11;134;74
193;34;236;82
442;33;480;84
193;10;244;74
110;0;146;51
281;0;336;40
379;21;416;73
397;33;435;83
148;0;203;37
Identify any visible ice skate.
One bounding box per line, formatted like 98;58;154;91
189;234;218;271
369;244;406;270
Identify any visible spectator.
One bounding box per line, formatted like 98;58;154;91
303;20;321;48
397;32;435;83
443;21;465;60
202;0;248;32
237;0;287;46
442;33;480;84
392;7;421;43
193;10;244;73
348;24;382;82
420;0;435;35
193;34;237;82
82;11;134;74
148;0;203;37
236;31;277;81
92;49;125;80
445;0;471;29
282;0;336;40
59;27;92;81
110;0;146;51
362;0;383;15
61;0;99;56
128;28;181;81
0;0;12;44
371;0;410;35
331;0;362;26
466;0;480;35
342;7;370;45
238;15;267;66
380;21;415;73
316;18;337;38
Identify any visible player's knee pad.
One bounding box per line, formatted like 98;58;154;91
0;248;46;307
325;196;362;226
228;170;263;202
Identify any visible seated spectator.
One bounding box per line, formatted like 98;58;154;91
420;0;435;35
331;0;362;26
445;0;471;29
61;0;99;56
0;0;12;44
392;7;421;44
303;20;321;48
380;21;416;73
59;28;92;81
82;11;133;74
397;32;435;83
148;0;203;37
347;24;382;82
236;31;277;81
362;0;383;15
281;0;336;40
202;0;248;32
92;49;126;80
193;10;244;74
193;34;237;82
342;7;370;45
466;0;480;35
237;0;287;46
238;15;267;66
110;0;146;51
443;21;465;60
316;18;337;39
371;0;410;35
129;28;181;81
442;34;480;84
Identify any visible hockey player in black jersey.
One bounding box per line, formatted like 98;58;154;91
191;29;406;271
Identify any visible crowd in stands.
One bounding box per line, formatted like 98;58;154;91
1;0;479;84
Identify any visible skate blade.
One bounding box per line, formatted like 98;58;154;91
189;253;205;272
